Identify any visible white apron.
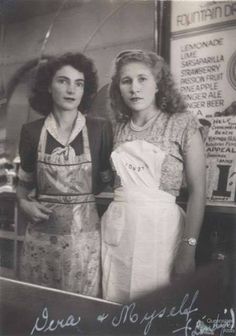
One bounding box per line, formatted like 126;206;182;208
102;139;185;303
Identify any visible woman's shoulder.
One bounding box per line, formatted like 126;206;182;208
86;115;111;129
170;110;195;122
85;116;113;146
21;118;45;133
167;111;201;152
168;111;199;130
20;118;45;146
19;118;45;162
114;121;126;133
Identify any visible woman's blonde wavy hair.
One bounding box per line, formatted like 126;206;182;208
109;50;187;123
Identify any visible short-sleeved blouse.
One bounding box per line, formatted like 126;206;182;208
113;111;200;196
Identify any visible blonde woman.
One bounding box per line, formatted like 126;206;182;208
102;50;205;303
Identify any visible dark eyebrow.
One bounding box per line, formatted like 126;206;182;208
56;75;68;79
120;76;131;80
56;76;84;82
120;74;148;80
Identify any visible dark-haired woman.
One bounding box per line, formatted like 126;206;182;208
102;50;205;303
17;53;112;296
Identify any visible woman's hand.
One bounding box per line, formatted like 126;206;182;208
173;243;196;277
19;199;52;223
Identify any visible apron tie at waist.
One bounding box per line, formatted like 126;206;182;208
38;193;95;204
114;187;176;203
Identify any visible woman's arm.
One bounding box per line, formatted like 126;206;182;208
17;124;52;223
174;130;206;275
17;181;52;223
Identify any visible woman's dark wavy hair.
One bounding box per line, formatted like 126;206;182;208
29;52;98;115
109;50;187;123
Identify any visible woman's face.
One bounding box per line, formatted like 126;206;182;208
50;65;85;112
119;62;157;114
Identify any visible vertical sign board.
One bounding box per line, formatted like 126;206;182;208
206;115;236;202
170;1;236;202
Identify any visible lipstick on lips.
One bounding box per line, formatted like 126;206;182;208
64;97;76;102
130;97;143;102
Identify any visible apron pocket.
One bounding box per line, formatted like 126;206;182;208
102;202;125;246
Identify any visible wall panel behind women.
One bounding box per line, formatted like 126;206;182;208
1;0;155;160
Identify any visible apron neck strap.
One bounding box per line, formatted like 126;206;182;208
82;121;91;158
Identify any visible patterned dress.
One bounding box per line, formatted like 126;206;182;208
19;112;112;297
102;111;200;303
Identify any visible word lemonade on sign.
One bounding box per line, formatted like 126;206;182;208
205;115;236;202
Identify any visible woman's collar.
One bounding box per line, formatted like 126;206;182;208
44;111;86;146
